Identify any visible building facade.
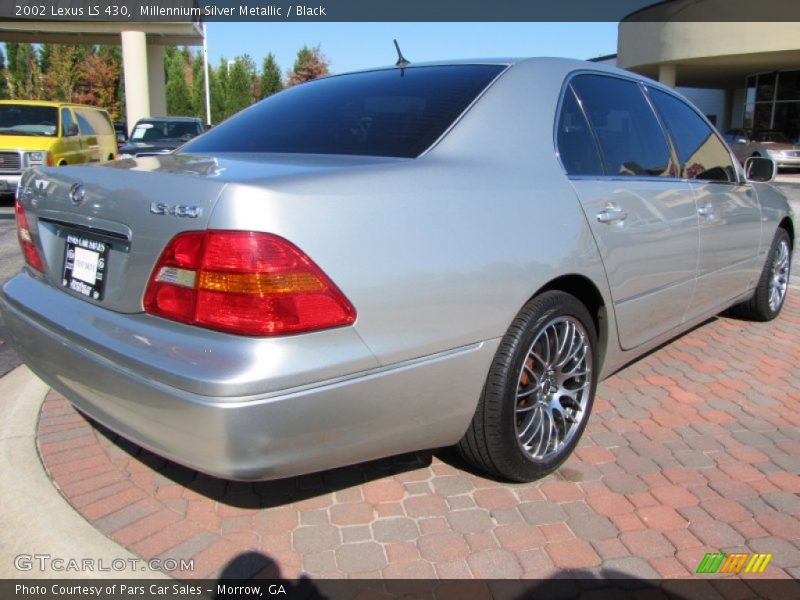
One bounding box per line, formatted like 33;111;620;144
617;11;800;140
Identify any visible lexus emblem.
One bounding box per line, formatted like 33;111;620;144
69;183;86;206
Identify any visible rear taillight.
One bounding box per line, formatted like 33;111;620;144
15;201;44;272
144;231;356;336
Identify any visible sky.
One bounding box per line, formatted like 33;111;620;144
204;22;619;74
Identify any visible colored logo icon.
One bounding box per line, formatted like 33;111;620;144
696;552;773;574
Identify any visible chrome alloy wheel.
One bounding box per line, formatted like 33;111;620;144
514;316;592;461
769;238;790;313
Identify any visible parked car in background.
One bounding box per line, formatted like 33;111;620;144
2;59;793;483
724;128;800;169
0;100;116;195
118;116;205;158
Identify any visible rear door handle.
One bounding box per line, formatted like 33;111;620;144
596;205;627;224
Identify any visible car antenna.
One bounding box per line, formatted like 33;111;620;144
393;39;410;69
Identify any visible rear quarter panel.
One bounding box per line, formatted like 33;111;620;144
207;60;615;368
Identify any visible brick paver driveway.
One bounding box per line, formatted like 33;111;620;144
38;294;800;582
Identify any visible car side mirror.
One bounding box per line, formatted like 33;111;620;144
735;138;747;144
66;123;79;137
116;133;126;143
744;156;777;183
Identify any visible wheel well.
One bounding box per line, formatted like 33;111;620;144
58;160;67;166
779;217;794;250
538;274;608;370
107;154;114;161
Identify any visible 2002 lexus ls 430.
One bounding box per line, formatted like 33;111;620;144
1;58;794;482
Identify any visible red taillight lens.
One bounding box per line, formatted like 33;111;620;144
144;231;356;336
15;201;44;272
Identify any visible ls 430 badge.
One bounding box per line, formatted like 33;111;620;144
149;202;201;218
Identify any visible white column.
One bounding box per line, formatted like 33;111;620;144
121;30;150;136
658;63;677;88
147;44;166;117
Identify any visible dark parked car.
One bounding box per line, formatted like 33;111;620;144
118;116;205;158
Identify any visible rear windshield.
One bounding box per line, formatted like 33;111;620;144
0;105;58;137
182;65;505;158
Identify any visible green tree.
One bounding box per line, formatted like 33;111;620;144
258;52;282;99
208;66;224;124
212;57;230;121
225;57;253;116
8;43;43;99
286;45;329;87
45;44;81;101
190;51;206;121
165;50;192;115
0;47;8;99
38;43;52;73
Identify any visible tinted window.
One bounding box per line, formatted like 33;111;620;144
75;111;95;135
76;108;113;135
0;105;58;137
60;108;76;136
571;74;675;177
132;120;201;142
183;65;504;158
648;88;735;182
556;86;603;176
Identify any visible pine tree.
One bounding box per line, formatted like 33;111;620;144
9;43;44;99
190;51;206;121
165;49;192;116
259;53;283;99
286;45;329;87
45;44;81;102
0;47;8;99
213;57;230;121
225;57;253;116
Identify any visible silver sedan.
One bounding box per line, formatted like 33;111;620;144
1;58;794;482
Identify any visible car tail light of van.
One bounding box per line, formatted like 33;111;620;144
144;231;356;336
15;201;44;272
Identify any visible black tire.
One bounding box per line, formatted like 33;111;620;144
731;228;792;321
457;291;598;482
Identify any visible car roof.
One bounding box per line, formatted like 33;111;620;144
316;57;668;93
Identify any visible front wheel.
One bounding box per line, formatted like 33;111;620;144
732;228;792;321
458;291;598;482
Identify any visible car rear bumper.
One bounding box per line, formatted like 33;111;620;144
0;272;495;480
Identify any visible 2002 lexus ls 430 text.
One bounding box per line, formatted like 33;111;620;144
0;58;794;482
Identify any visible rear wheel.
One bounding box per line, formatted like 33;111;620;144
458;291;598;482
732;228;791;321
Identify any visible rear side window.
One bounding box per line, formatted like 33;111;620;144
648;88;735;182
74;110;95;135
183;65;505;158
60;108;76;136
571;74;676;177
556;86;604;176
76;108;113;135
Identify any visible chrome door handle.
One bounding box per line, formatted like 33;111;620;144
596;206;627;224
697;203;714;217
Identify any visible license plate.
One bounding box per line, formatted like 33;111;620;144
62;233;109;300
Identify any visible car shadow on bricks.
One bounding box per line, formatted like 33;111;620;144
87;416;435;509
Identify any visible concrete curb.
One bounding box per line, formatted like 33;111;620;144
0;365;167;579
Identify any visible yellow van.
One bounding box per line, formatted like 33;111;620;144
0;100;117;195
